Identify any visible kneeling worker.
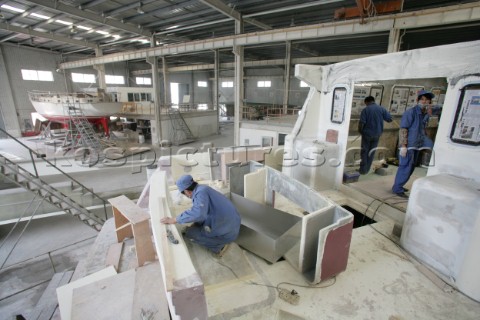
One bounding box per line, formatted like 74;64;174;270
161;174;241;257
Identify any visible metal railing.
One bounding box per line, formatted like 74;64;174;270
28;90;120;104
0;128;108;219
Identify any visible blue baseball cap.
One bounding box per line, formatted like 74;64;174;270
176;174;194;193
417;90;435;100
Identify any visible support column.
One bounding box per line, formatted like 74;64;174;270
233;19;244;146
162;57;170;107
94;46;106;90
147;36;162;145
283;41;292;115
387;28;402;53
0;46;21;137
214;49;220;134
191;71;195;107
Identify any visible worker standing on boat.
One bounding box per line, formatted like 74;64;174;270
358;96;392;174
161;174;241;257
392;90;435;198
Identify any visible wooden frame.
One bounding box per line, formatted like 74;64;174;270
108;195;155;267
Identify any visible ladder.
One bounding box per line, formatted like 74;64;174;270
0;155;105;231
167;109;197;145
65;105;105;166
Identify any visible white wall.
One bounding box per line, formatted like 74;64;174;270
288;40;480;188
428;75;480;184
1;44;66;132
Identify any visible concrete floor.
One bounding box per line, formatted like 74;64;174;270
1;122;480;319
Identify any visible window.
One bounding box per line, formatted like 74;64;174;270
21;69;53;81
105;75;125;84
450;83;480;146
331;87;347;124
222;81;233;88
198;81;208;87
257;81;271;88
136;77;151;85
197;103;208;110
71;73;95;83
300;81;309;88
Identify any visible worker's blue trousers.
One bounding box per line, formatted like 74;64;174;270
392;139;433;194
359;135;380;174
184;223;238;254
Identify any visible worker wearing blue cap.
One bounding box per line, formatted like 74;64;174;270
161;174;241;257
392;90;435;198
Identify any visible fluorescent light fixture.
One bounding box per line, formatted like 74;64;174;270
77;25;92;31
1;4;25;13
112;34;121;40
96;30;110;35
138;39;149;44
30;13;50;20
56;19;73;25
166;25;179;30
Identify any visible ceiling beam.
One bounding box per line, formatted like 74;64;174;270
23;0;152;37
198;0;240;20
0;21;97;48
59;2;480;69
122;0;198;23
131;54;375;74
199;0;271;30
78;0;109;10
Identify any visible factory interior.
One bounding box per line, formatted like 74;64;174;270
1;1;480;319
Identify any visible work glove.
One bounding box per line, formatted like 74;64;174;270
399;147;407;158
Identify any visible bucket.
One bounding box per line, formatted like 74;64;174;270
138;134;145;144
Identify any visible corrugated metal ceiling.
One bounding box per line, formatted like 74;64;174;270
0;0;479;67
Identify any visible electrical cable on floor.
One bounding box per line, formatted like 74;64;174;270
212;254;337;296
0;194;39;250
361;193;405;227
361;198;381;227
0;194;47;270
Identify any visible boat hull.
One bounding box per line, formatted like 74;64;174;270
31;101;123;119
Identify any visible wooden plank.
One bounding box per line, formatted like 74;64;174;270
57;266;117;320
28;271;74;320
71;269;136;320
109;195;155;267
105;242;124;272
149;170;208;320
132;262;170;320
108;195;150;224
131;221;156;267
159;197;174;291
112;206;132;242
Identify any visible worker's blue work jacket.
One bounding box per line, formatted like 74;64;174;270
359;103;392;137
176;185;241;238
401;105;431;148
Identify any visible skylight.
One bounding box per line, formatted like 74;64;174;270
30;13;50;20
56;20;73;26
1;4;25;13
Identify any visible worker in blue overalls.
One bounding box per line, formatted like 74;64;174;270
358;95;393;174
392;90;435;198
161;174;241;257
